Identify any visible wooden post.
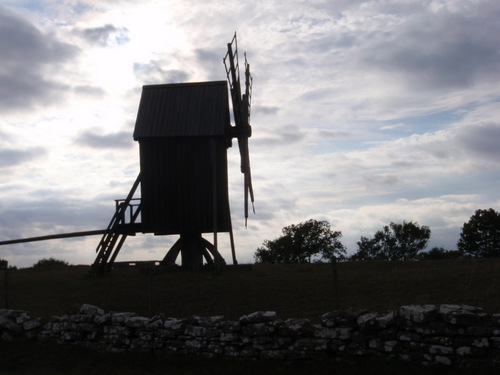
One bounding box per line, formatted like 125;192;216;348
148;264;153;316
2;261;8;309
210;138;219;271
332;257;340;310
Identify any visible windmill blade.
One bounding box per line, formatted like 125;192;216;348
238;136;255;227
224;33;243;128
244;52;252;122
225;32;255;226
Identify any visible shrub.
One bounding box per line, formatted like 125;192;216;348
33;257;69;268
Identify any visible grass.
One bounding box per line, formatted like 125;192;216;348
3;259;500;320
1;259;500;374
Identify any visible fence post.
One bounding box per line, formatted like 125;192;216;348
332;257;340;310
149;264;153;316
2;260;8;309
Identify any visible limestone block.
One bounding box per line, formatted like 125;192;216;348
357;310;395;330
79;304;105;316
110;312;137;324
292;337;328;351
434;355;452;366
383;340;400;353
429;344;454;355
0;309;29;319
220;332;239;342
163;318;185;331
125;316;149;328
466;326;500;337
439;305;489;325
397;330;421;342
400;305;438;323
14;312;31;325
241;322;274;336
103;325;131;336
321;308;368;328
0;316;21;333
186;315;225;327
146;318;164;331
184;324;207;337
314;326;352;340
239;311;277;324
279;318;313;336
472;337;489;349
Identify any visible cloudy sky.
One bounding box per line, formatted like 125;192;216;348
1;0;499;268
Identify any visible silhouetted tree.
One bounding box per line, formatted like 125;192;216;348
254;219;346;263
350;221;431;261
419;247;464;260
33;257;69;268
457;208;500;258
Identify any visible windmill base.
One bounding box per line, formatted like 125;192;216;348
162;233;226;272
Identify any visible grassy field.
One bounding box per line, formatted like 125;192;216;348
3;258;500;320
2;259;499;374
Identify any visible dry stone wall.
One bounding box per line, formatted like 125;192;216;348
1;304;500;369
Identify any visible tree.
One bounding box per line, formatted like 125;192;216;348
33;257;69;268
457;208;500;258
350;221;431;261
254;219;346;263
419;247;464;260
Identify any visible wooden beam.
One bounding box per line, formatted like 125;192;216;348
0;230;107;246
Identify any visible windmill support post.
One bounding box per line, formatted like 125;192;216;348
0;230;107;246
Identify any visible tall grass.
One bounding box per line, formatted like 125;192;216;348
2;258;500;320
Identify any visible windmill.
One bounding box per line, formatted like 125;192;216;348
89;32;255;273
0;33;255;274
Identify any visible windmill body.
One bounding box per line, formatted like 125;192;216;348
133;82;233;271
134;82;232;236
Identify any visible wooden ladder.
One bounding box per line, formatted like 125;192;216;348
90;174;141;276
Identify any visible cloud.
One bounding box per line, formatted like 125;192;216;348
456;122;500;161
133;61;189;84
75;24;129;47
0;6;78;113
0;147;47;169
75;130;134;149
355;2;500;92
255;105;279;115
73;85;106;98
255;124;307;149
0;197;111;241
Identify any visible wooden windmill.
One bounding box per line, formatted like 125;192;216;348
88;33;255;274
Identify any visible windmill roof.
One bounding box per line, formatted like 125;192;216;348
133;81;231;139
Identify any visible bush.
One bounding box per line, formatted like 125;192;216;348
419;247;464;260
33;257;69;268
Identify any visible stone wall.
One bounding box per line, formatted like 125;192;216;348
1;304;500;369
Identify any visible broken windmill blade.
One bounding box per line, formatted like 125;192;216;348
224;32;255;227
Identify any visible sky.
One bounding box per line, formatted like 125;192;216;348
1;0;499;268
